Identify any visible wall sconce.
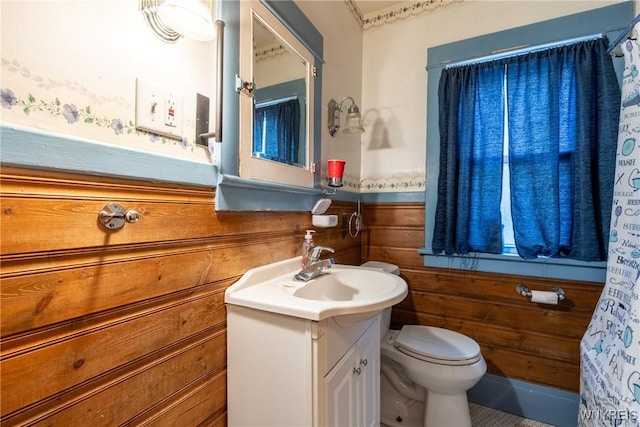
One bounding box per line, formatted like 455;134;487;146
139;0;216;43
328;97;365;136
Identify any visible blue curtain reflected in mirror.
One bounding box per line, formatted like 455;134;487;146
253;98;300;165
252;78;306;167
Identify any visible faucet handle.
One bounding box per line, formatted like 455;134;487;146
310;246;335;260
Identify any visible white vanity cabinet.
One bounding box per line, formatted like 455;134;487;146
226;305;380;427
324;317;380;427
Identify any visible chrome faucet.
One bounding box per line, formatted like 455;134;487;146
295;246;335;281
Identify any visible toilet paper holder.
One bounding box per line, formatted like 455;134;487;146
516;284;565;301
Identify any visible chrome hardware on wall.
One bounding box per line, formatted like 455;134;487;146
99;203;140;230
516;284;565;303
199;20;225;146
348;200;363;238
235;75;254;97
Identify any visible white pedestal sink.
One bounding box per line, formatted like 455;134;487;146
225;256;409;426
224;256;408;321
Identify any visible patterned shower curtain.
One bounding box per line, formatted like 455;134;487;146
579;22;640;426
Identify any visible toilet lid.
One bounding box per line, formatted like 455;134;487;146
394;325;481;366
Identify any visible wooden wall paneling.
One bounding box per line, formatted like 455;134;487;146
362;202;424;227
362;203;425;268
1;196;313;255
0;168;361;425
396;310;579;362
397;288;592;339
481;344;581;391
365;245;424;268
2;240;298;338
402;268;602;316
4;170;607;417
362;202;602;393
6;330;226;426
132;371;227;427
2;287;226;416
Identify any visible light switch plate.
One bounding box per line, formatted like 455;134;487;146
135;78;183;140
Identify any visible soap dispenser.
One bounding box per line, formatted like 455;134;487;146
301;230;316;267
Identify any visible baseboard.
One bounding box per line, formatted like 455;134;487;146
467;373;579;427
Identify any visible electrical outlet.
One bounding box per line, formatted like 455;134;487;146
135;78;183;139
165;94;176;127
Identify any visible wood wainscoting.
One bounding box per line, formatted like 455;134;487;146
361;202;603;393
0;167;361;426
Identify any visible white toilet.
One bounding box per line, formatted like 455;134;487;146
361;261;487;427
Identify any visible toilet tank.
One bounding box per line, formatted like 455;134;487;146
360;261;400;276
360;261;400;333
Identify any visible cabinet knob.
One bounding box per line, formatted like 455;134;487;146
353;367;361;376
360;358;368;367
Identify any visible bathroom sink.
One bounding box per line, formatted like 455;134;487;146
291;268;399;301
225;257;408;320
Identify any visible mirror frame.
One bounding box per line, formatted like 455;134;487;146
239;0;314;188
216;0;324;211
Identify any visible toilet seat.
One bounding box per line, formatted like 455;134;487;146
394;325;481;366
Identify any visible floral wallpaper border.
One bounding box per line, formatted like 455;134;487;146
1;87;197;151
321;169;425;193
255;45;288;62
346;0;465;30
2;86;425;193
360;172;425;192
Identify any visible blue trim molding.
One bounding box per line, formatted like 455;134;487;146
468;373;579;427
261;0;323;63
0;124;218;187
418;249;606;283
216;0;324;211
215;174;324;211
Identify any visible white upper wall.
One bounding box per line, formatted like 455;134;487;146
359;0;635;193
1;0;364;189
1;0;217;163
296;0;364;191
1;0;637;193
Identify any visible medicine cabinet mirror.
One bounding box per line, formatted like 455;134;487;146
238;0;316;188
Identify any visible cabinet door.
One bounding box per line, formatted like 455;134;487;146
357;321;380;427
325;345;358;426
324;318;380;427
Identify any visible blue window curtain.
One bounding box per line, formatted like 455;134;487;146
507;39;619;260
253;99;300;164
433;62;505;255
432;38;620;261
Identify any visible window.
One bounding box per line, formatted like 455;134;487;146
433;38;619;261
421;2;633;282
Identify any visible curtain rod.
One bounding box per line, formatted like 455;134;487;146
439;33;603;70
608;13;640;53
255;95;298;108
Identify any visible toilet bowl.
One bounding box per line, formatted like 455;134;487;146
360;261;487;427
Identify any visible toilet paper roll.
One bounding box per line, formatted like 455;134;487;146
530;290;558;305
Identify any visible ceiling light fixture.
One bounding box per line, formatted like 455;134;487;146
139;0;216;43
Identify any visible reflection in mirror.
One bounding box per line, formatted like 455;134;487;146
239;0;315;189
252;19;306;167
